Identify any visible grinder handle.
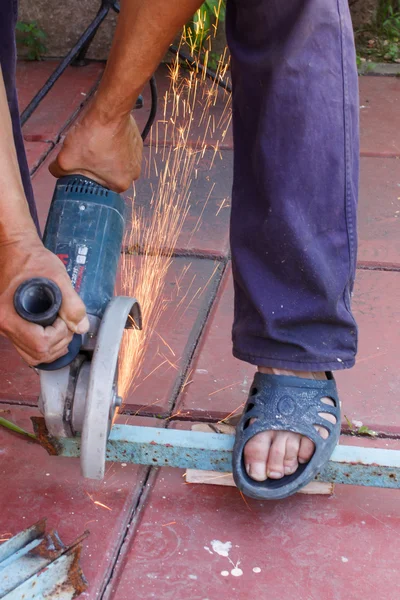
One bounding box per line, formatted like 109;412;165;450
14;278;62;327
13;277;82;370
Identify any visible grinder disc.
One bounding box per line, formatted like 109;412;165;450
80;296;141;479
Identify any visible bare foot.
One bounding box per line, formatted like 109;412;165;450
243;368;337;481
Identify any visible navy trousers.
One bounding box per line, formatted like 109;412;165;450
226;0;359;371
2;0;359;371
0;0;38;229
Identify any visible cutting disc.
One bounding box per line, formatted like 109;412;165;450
80;296;141;479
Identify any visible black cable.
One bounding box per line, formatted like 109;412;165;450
111;1;157;141
169;45;232;93
141;76;158;141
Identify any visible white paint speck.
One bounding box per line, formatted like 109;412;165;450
211;540;232;557
221;571;229;577
121;463;127;467
189;575;197;580
196;369;208;375
353;420;363;428
204;546;213;555
231;567;243;577
361;521;366;525
337;358;343;363
341;557;349;563
253;567;261;574
45;473;50;476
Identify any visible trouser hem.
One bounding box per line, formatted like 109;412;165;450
232;348;355;372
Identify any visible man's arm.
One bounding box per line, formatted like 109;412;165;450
0;67;89;365
50;0;204;191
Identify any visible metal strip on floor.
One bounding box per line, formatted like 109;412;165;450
0;519;88;599
32;419;400;489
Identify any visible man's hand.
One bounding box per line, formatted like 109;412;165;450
49;111;143;193
0;234;89;366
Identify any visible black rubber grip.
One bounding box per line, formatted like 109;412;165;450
14;278;62;327
13;277;82;371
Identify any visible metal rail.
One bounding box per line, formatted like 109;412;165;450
0;520;88;599
32;420;400;488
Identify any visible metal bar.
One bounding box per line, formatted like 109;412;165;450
2;545;87;600
0;522;88;600
0;530;66;597
73;0;118;65
169;45;232;93
33;421;400;489
0;520;45;564
20;6;109;125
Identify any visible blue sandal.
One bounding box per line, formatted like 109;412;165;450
232;372;341;500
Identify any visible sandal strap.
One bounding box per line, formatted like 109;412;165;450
232;372;341;500
240;372;340;441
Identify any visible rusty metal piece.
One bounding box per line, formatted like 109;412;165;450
31;417;400;489
31;418;63;456
0;520;89;599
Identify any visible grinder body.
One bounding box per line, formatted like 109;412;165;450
13;174;142;478
43;175;125;317
14;175;128;370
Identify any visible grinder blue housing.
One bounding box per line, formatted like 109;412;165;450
14;175;127;370
43;175;126;316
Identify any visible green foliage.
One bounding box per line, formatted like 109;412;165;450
344;415;378;438
382;5;400;38
186;0;226;55
355;0;400;63
0;416;37;441
377;0;400;27
16;21;47;61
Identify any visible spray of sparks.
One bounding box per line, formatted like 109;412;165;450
118;33;231;402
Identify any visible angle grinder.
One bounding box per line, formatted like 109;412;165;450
13;175;141;479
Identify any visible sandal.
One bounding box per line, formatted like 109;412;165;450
232;372;341;500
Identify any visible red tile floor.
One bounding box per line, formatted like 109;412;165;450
0;59;399;599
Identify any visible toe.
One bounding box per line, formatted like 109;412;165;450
283;433;301;475
266;432;287;479
244;431;272;482
298;435;315;464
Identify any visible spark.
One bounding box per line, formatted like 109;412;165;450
209;381;242;397
200;473;231;482
162;521;176;527
182;379;193;390
132;398;162;416
188;182;216;241
159;353;179;372
153;331;176;357
178;286;202;320
197;263;220;298
239;490;253;512
180;369;194;393
218;403;245;424
0;533;12;542
216;198;227;216
118;39;231;404
83;520;97;527
165;409;191;421
94;501;112;511
85;491;112;511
